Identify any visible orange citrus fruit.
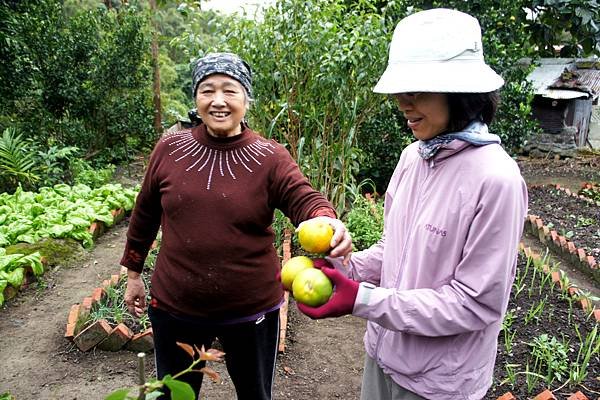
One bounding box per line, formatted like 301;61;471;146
292;268;333;307
297;219;333;254
281;256;314;291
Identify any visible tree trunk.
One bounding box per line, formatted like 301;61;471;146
149;0;162;135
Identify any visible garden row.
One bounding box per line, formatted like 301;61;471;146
486;182;600;399
526;183;600;282
0;183;138;308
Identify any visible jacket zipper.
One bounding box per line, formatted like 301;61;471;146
374;157;435;363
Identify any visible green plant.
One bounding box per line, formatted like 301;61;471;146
528;334;570;385
105;343;225;400
501;309;517;355
31;144;80;188
70;159;116;188
524;297;546;325
177;0;390;213
570;324;600;384
0;127;40;192
344;194;384;251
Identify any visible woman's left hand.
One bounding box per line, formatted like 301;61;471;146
304;216;352;265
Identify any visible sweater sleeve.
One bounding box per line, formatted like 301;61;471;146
353;173;528;336
119;146;163;273
269;145;336;225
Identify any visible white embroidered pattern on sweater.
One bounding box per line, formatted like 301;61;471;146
163;130;276;190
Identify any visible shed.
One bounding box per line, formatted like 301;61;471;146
526;58;600;156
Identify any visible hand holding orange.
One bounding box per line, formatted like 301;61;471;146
292;268;333;307
280;256;314;291
296;218;334;254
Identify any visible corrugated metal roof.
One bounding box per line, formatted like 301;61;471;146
526;58;600;100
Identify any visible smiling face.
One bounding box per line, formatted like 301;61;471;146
394;92;450;141
195;74;248;138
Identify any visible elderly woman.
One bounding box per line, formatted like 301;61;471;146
121;52;352;399
297;9;528;400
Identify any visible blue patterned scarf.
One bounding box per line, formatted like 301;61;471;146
417;120;500;160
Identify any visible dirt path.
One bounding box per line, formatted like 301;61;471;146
0;223;141;399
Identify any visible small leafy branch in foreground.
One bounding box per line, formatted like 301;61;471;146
105;343;225;400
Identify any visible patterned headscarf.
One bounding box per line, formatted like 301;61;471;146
191;52;253;98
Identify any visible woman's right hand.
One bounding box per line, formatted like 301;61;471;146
124;271;146;318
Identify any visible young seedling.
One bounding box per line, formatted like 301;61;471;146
105;343;225;400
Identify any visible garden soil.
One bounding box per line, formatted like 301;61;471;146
1;151;600;400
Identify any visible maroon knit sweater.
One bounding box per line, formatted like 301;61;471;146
120;123;335;319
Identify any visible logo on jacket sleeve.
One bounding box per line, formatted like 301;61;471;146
424;223;447;237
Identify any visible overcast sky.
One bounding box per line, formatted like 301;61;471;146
201;0;277;16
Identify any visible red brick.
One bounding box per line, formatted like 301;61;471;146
91;287;105;304
594;309;600;322
110;274;120;286
79;297;93;319
564;188;572;196
523;247;533;258
534;389;556;400
73;319;112;352
580;298;592;312
558;236;568;250
65;323;76;341
569;286;579;296
497;393;516;400
567;391;589;400
577;248;587;262
67;304;81;325
567;242;577;255
551;271;561;284
88;221;105;240
539;225;550;243
97;323;133;352
126;328;154;353
535;218;544;230
551;230;560;247
588;256;597;269
111;208;125;224
101;279;111;289
518;242;525;251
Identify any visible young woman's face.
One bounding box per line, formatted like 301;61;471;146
195;74;247;138
394;92;450;141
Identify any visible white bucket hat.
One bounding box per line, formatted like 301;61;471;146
373;8;504;94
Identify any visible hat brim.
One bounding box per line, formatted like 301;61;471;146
373;61;504;94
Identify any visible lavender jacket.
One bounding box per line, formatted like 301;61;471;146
340;140;527;399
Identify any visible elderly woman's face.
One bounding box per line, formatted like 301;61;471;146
394;92;449;141
195;74;248;138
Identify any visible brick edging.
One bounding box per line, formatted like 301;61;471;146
495;244;600;400
278;229;292;353
554;183;600;207
523;212;598;282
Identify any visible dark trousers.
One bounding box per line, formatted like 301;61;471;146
149;306;280;400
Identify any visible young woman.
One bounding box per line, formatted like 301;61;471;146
121;52;352;399
297;9;528;400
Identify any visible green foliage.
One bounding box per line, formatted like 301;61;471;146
0;127;40;192
579;183;600;202
345;195;384;251
0;0;155;166
356;100;412;193
527;0;600;57
0;183;138;249
176;0;390;213
71;159;116;188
